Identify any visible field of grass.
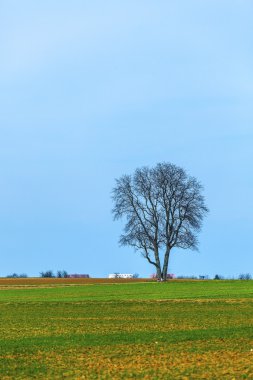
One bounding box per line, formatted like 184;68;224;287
0;279;253;379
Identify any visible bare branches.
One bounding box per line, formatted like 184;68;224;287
112;162;208;280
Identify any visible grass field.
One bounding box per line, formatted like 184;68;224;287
0;279;253;379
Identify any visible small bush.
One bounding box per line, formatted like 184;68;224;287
40;270;69;278
176;275;198;279
150;273;176;279
238;273;252;280
6;273;18;278
57;270;68;278
214;274;224;280
6;273;28;278
40;270;55;278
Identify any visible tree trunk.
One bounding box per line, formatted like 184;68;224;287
156;265;162;281
154;245;162;281
162;248;171;281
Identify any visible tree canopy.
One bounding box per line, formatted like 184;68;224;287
112;162;208;281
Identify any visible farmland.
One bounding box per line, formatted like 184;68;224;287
0;279;253;379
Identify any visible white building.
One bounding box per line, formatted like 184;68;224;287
108;273;134;279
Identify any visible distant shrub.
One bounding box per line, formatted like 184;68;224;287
214;274;224;280
6;273;28;278
40;270;69;278
57;270;68;278
176;275;198;280
238;273;252;280
133;273;139;278
40;270;55;278
151;273;175;279
6;273;18;278
19;273;28;278
221;276;235;280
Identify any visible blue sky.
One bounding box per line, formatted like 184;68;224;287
0;0;252;277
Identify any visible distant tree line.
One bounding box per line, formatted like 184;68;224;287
6;273;28;278
155;274;252;280
238;273;252;280
4;272;252;280
212;273;252;280
40;270;68;278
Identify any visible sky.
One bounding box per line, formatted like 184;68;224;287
0;0;253;278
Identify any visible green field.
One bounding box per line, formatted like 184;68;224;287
0;280;253;379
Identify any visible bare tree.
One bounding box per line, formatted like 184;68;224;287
112;162;208;281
